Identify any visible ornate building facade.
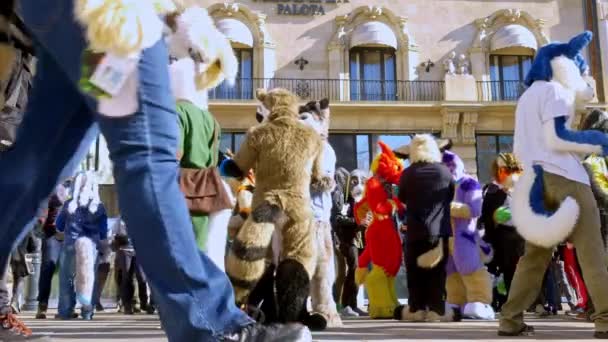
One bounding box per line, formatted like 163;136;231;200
90;0;608;185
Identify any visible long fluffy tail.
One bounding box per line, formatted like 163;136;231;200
512;165;579;248
74;237;97;305
226;217;275;304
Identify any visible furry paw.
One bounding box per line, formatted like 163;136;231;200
394;305;426;322
219;159;244;179
252;201;282;223
302;313;328;331
311;176;336;193
354;267;368;286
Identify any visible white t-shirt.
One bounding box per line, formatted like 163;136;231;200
513;81;589;185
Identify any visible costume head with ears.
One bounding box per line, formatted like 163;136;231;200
166;6;238;92
525;31;595;108
298;98;330;140
491;153;523;190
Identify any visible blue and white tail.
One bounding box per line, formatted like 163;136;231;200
511;165;579;248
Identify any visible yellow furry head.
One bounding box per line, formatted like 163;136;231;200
75;0;165;56
168;6;238;90
409;134;442;164
255;88;300;120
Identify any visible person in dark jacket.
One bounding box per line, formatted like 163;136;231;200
36;181;71;319
331;168;369;317
481;153;524;312
394;134;454;322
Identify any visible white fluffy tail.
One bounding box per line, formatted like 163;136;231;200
511;167;579;248
74;237;97;305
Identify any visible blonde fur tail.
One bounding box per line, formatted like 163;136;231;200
416;239;444;268
512;166;579;248
74;237;97;306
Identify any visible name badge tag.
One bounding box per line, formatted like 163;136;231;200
89;54;138;97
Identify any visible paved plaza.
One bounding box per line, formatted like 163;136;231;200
12;312;602;341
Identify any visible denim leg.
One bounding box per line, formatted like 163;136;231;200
96;39;251;341
58;245;76;318
0;0;98;273
37;236;62;305
0;49;97;272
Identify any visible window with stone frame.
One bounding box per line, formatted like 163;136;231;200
210;48;254;100
349;47;397;101
220;131;247;154
489;55;532;101
476;134;514;185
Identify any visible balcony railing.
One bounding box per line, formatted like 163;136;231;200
477;80;526;102
209;78;445;102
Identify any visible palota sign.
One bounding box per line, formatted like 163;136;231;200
253;0;348;16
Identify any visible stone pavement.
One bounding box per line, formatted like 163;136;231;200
14;312;601;341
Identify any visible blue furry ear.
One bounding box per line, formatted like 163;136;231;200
567;31;593;57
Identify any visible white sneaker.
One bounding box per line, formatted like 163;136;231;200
340;306;359;317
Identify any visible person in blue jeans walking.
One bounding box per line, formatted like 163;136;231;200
0;0;309;340
55;171;108;320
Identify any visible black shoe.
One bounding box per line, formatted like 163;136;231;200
95;303;105;312
145;306;156;315
498;324;535;337
595;331;608;339
222;323;312;342
353;307;368;317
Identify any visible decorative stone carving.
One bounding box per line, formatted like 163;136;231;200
442;110;460;140
221;2;239;16
457;54;470;75
208;2;274;47
461;112;478;144
443;51;456;75
470;9;549;52
364;5;383;19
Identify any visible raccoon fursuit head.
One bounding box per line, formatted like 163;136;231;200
224;87;324;325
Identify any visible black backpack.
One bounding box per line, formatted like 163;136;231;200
0;9;34;152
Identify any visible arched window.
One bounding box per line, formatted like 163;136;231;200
488;24;536;100
470;10;548;102
348;21;398;101
212;18;255;99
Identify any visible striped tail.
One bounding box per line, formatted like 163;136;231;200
226;218;276;303
512;165;579;248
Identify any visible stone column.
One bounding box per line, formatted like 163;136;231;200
328;43;348;101
597;1;608;103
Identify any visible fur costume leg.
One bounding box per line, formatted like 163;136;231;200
225;217;275;303
366;265;397;319
446;273;467;307
310;221;342;327
246;263;277;324
276;259;311;324
275;216;317;326
75;237;97;319
461;269;495;320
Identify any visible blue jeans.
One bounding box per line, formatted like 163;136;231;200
57;245;76;318
0;0;251;339
37;236;62;306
